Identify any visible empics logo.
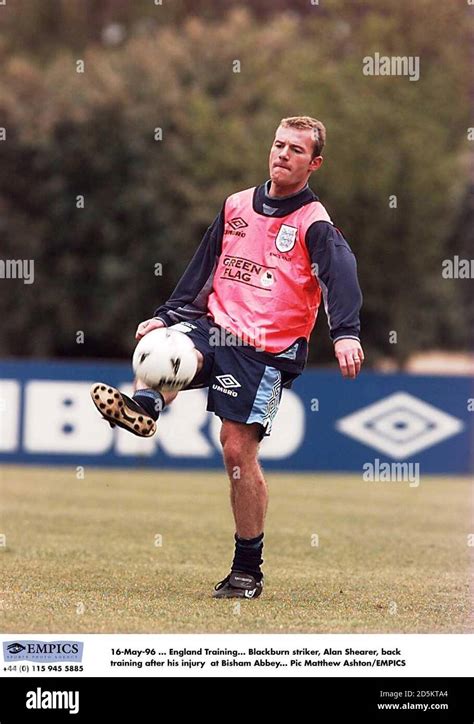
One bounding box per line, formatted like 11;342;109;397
6;643;26;655
26;688;79;715
3;640;83;663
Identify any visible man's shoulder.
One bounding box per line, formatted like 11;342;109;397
301;199;333;226
225;186;258;203
306;219;354;255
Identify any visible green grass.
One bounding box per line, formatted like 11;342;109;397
0;465;472;633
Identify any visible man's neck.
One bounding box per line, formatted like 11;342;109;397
267;180;309;199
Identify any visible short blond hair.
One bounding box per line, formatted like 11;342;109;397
279;116;326;157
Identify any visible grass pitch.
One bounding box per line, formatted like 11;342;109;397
0;465;472;633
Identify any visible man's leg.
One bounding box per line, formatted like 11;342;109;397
220;419;267;539
213;419;266;599
90;350;204;436
133;351;204;409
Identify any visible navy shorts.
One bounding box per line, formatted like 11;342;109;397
169;317;297;439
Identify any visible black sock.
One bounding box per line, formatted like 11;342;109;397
231;533;264;581
132;389;165;421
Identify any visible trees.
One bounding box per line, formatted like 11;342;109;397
0;4;470;363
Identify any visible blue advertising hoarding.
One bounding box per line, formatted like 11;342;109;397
0;359;472;473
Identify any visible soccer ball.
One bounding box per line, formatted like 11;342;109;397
132;328;198;391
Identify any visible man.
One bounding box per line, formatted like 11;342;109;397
91;116;364;599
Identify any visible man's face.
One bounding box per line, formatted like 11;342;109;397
268;125;323;189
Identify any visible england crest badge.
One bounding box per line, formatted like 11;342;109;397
275;224;297;252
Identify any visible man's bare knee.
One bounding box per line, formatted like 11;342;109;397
222;439;245;470
220;420;260;468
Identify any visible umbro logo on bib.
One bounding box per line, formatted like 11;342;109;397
228;217;248;230
275;224;297;252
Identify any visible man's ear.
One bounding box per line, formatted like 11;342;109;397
309;155;323;172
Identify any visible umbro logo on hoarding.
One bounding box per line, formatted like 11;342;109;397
336;392;464;459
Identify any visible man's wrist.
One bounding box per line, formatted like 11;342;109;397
333;335;360;344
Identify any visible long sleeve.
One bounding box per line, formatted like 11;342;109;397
306;221;362;342
153;207;224;326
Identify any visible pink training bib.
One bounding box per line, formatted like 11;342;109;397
207;187;332;353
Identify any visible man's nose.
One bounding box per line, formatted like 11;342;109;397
278;146;289;158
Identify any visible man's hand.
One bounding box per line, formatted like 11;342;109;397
334;338;364;379
135;317;165;340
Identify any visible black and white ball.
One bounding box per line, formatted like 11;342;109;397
132;328;198;391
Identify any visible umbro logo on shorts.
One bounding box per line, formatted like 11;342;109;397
215;374;241;389
212;374;241;398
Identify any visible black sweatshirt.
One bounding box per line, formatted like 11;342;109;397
154;182;362;375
